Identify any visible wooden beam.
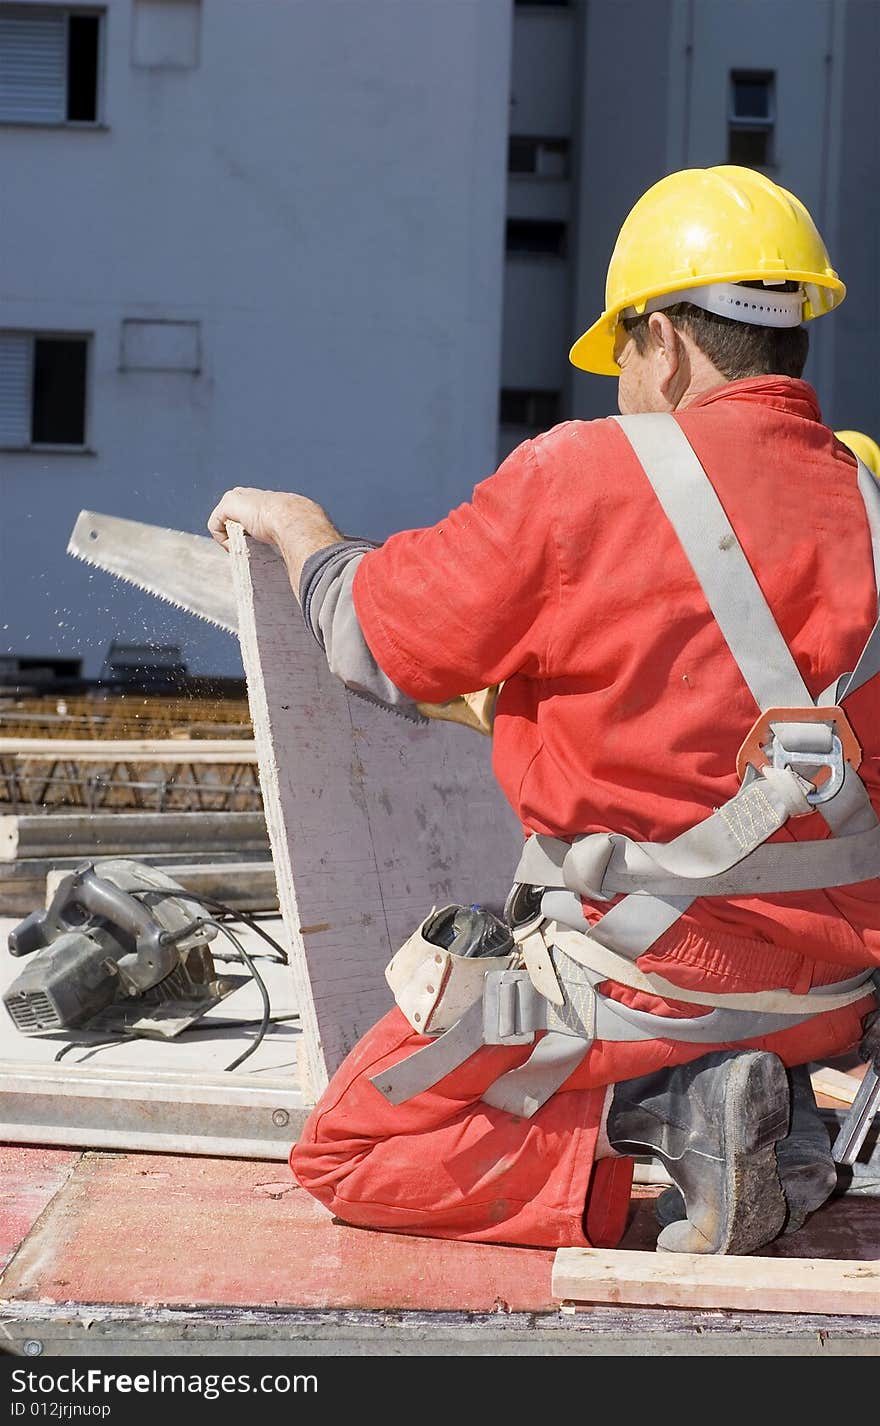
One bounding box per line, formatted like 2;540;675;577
0;811;268;861
228;526;521;1098
810;1064;864;1106
552;1247;880;1316
1;739;256;760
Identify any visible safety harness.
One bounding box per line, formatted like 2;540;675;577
370;415;880;1118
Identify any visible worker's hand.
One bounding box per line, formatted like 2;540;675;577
208;487;343;599
208;487;327;551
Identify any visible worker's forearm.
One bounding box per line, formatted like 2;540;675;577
271;505;343;603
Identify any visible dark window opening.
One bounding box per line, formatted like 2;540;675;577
506;219;566;257
728;70;774;167
499;388;561;429
31;338;88;445
731;72;773;120
67;14;100;122
508;136;569;178
728;127;770;166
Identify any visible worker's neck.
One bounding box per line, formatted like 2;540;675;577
667;350;729;412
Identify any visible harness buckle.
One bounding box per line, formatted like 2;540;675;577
482;968;540;1045
736;705;861;805
771;732;845;804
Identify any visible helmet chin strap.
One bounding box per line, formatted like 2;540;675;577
623;281;805;329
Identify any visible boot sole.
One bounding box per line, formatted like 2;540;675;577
657;1052;789;1256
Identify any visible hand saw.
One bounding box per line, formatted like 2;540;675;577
68;510;496;735
67;511;239;635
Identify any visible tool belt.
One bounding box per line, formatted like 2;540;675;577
371;414;880;1119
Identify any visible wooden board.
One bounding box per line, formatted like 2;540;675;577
810;1064;864;1106
552;1247;880;1317
0;739;256;760
229;527;521;1098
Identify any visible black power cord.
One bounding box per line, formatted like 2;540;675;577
197;916;272;1071
136;887;289;964
126;886;292;1071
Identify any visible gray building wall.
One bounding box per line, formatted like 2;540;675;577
2;0;877;682
0;0;512;678
830;0;880;435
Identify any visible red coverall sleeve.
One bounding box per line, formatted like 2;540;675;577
351;439;562;702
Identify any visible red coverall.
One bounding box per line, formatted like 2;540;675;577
291;377;880;1248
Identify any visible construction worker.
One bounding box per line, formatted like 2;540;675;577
208;166;880;1256
836;430;880;480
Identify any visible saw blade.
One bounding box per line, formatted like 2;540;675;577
68;511;239;635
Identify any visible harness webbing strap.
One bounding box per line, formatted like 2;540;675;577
825;459;880;706
516;810;880;901
480;1031;591;1117
370;955;873;1115
612;413;813;711
549;925;873;1014
368;999;485;1107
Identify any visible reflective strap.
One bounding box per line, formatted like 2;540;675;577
481;1031;591;1118
515;766;809;898
856;456;880;600
613;413;812;710
591;992;820;1046
371;944;875;1113
564;767;808;891
368;998;487;1106
549;924;874;1015
828;459;880;705
814;762;878;837
579;891;694;961
517;787;880;902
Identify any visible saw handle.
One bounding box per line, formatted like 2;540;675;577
8;864;178;991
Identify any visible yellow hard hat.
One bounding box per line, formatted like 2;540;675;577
571;165;845;376
835;430;880;478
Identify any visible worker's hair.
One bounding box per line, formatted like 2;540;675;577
621;281;809;380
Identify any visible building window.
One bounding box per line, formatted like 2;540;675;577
508;136;569;179
0;332;89;448
0;6;103;125
728;71;775;167
499;389;561;430
505;219;567;257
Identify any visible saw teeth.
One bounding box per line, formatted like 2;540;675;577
67;543;233;632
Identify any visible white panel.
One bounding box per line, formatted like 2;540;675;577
0;333;32;448
121;319;201;372
131;0;201;69
0;10;66;124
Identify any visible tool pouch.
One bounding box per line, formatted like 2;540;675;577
386;911;518;1036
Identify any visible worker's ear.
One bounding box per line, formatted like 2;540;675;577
646;311;685;402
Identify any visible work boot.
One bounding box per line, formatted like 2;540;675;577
655;1065;837;1236
607;1049;789;1254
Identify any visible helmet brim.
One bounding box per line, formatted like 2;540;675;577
570;269;847;377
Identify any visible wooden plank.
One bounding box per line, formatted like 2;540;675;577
0;811;268;860
552;1247;880;1316
228;526;521;1098
811;1065;864;1105
1;738;256;760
